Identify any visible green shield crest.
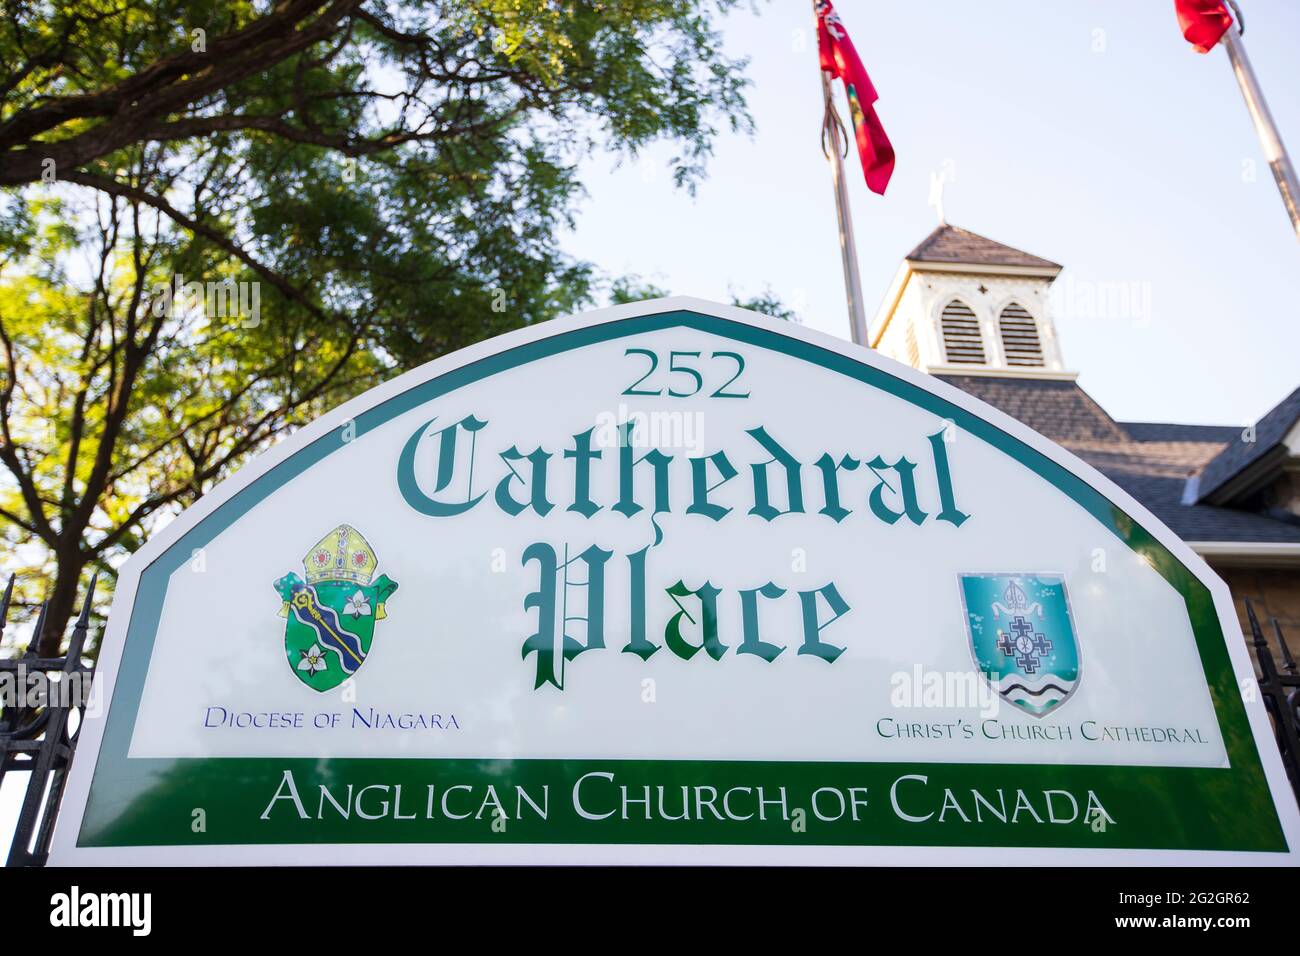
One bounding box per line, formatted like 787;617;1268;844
273;524;398;692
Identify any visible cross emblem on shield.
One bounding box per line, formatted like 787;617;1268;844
959;573;1081;718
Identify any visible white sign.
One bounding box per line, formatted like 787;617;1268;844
52;298;1300;864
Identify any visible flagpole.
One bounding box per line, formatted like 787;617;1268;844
815;4;870;346
1220;19;1300;239
820;71;871;346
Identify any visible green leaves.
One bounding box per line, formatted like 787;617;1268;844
0;0;756;651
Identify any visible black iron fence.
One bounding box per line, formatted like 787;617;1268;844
0;575;97;867
1;578;1298;866
1245;599;1300;808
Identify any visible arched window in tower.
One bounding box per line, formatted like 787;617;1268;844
940;299;986;364
998;302;1045;367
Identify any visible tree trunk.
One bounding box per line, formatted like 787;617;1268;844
37;553;87;658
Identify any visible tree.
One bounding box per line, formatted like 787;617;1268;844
609;276;671;304
729;287;799;322
0;173;392;656
609;276;799;322
0;1;755;654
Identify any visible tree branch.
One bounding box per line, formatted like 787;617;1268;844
0;0;365;185
59;169;332;326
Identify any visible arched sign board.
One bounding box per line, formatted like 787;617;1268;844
51;298;1299;865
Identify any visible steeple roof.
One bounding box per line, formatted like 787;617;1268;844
906;224;1062;272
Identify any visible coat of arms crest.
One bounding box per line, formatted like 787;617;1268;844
273;524;398;691
959;573;1080;718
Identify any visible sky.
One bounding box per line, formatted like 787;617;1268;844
5;0;1300;858
561;0;1300;428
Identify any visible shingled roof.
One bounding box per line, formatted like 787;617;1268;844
938;375;1300;544
906;225;1062;271
1196;386;1300;503
937;376;1127;444
1120;422;1241;444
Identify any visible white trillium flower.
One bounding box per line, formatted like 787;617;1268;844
344;591;372;618
298;644;328;674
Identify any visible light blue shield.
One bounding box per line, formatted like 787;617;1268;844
959;573;1081;718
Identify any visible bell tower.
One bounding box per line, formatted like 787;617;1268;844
871;224;1074;380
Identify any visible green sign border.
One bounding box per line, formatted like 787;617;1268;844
76;311;1287;852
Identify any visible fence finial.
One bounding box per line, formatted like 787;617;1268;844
25;600;48;660
1273;619;1297;676
76;573;98;626
1243;598;1266;647
66;574;99;663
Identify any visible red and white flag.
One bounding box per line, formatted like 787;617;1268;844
816;0;894;195
1174;0;1234;53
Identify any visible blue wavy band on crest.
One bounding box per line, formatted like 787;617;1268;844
291;586;367;673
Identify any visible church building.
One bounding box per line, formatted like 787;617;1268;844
870;224;1300;644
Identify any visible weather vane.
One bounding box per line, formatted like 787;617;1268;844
928;168;948;225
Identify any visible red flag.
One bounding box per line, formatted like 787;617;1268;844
816;0;894;195
1174;0;1233;53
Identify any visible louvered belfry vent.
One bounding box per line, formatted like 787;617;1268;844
940;299;985;364
999;302;1045;367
